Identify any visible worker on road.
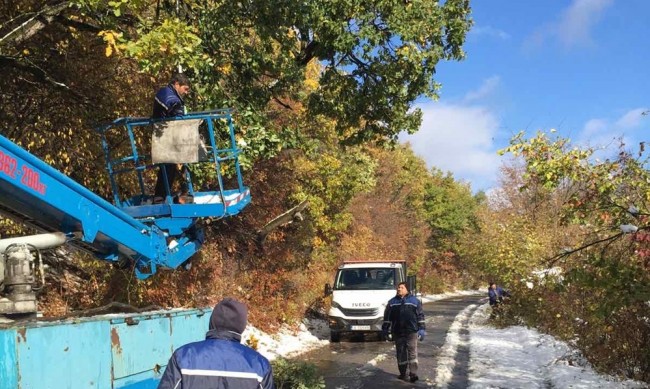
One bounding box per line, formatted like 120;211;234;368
382;282;425;383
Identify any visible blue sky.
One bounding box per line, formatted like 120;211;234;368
400;0;650;193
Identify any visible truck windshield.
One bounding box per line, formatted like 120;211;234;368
334;268;396;290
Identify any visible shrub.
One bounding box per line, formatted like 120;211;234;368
271;357;325;389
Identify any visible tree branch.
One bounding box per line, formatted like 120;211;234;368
545;227;650;267
55;15;102;33
256;199;309;245
298;40;319;66
546;234;619;266
0;2;71;47
272;95;293;110
0;55;90;104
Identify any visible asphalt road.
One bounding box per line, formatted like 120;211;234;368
299;294;485;389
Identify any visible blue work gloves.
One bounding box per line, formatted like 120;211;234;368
417;329;426;341
381;323;391;340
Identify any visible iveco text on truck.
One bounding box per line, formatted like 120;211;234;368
324;260;416;342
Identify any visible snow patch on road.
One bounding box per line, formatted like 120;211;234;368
434;303;478;388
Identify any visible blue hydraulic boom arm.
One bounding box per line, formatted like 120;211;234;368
0;109;250;281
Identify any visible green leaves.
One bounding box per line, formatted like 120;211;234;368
423;169;478;239
81;0;470;146
124;19;203;73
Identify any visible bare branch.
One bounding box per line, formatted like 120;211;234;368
546;226;650;267
0;2;71;48
256;199;309;245
0;55;90;104
547;232;623;267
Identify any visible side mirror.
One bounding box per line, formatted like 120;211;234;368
324;283;333;296
407;275;417;296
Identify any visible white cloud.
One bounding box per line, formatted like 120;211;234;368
470;26;510;40
400;103;501;191
557;0;613;47
578;108;649;151
463;76;501;103
615;107;647;129
525;0;613;49
581;118;608;139
580;108;648;140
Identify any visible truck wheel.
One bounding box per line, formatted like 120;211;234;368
330;331;341;342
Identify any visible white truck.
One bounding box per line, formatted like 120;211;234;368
324;260;416;342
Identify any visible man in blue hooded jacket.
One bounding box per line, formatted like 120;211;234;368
158;298;275;389
382;282;425;383
152;73;191;202
153;72;190;118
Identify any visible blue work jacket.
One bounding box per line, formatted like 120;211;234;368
383;293;425;336
488;286;506;306
158;330;275;389
152;84;185;118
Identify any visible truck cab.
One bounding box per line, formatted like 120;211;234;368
324;261;414;342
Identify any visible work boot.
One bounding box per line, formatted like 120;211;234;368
398;374;407;380
409;374;418;383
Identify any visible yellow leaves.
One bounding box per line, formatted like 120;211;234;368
397;45;410;56
304;78;319;92
98;30;123;57
217;63;232;75
245;333;259;350
312;236;324;248
304;59;322;90
22;49;30;56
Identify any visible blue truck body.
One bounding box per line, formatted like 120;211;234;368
0;308;211;388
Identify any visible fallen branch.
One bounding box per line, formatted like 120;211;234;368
0;2;71;47
256;199;309;245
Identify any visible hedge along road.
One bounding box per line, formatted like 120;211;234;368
300;294;485;388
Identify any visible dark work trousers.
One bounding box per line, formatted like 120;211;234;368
395;332;418;376
154;163;187;198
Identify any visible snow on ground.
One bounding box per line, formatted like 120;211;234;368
466;304;645;389
242;314;330;361
243;290;646;388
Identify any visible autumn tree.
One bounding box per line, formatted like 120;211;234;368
463;131;650;381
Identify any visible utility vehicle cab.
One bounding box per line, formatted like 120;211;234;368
324;261;416;342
